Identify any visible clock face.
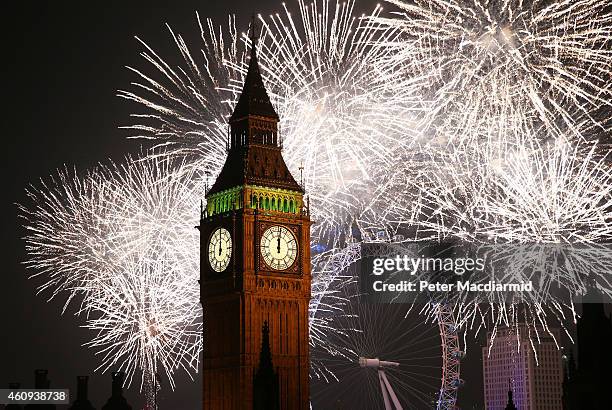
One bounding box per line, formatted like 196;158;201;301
208;227;232;273
261;225;298;271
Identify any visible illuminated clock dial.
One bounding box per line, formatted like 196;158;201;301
261;225;298;271
208;227;232;273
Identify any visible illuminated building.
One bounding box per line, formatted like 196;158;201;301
483;324;562;409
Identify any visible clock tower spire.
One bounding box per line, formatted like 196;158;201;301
199;17;311;410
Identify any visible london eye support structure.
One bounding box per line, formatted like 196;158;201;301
435;303;464;409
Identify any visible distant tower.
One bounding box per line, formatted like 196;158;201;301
25;370;56;410
69;376;95;410
101;372;132;410
6;383;22;410
253;321;280;410
576;301;612;375
482;324;563;409
562;297;612;409
349;218;362;243
198;17;311;410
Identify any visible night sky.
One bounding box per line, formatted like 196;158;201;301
1;1;570;409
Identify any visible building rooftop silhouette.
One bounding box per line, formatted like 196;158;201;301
563;298;612;409
68;376;95;410
101;372;132;410
24;370;56;410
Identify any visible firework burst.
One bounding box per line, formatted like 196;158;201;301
21;156;203;389
412;138;612;243
363;0;612;353
23;0;419;389
116;0;424;382
377;0;612;146
120;0;420;245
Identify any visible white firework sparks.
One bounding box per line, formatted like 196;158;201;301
257;0;419;230
23;0;416;390
311;278;444;408
413;138;612;243
365;0;612;352
84;257;200;389
117;0;420;380
376;0;612;146
119;0;419;245
21;156;203;389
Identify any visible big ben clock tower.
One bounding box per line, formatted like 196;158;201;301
198;24;311;410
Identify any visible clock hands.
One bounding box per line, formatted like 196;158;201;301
209;228;231;273
262;226;297;270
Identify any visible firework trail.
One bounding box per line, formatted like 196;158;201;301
21;156;203;389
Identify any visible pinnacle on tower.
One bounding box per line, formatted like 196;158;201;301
253;321;280;410
229;15;278;123
257;321;274;376
505;380;518;410
205;14;302;197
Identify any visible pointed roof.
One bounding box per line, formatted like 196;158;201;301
206;144;303;195
253;321;280;410
229;20;278;122
206;18;302;197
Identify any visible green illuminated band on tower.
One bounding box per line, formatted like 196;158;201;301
204;185;303;217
